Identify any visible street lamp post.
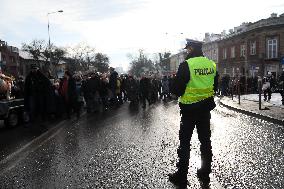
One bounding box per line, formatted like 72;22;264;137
47;10;63;63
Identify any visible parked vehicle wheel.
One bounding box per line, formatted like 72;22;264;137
4;111;19;128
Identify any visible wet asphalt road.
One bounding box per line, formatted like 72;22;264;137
0;119;63;162
0;100;283;189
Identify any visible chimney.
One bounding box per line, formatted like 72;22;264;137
271;13;277;18
221;30;226;37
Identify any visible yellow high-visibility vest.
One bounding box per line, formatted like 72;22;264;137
179;57;216;104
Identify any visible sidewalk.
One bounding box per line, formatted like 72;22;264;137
219;93;284;126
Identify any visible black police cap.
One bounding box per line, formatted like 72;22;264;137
184;39;203;49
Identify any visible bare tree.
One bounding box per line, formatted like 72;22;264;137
22;39;67;76
128;49;155;77
67;42;96;71
157;51;171;73
22;39;46;64
95;53;109;73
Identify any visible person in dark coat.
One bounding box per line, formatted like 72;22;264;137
126;75;139;105
161;75;170;101
121;75;128;101
139;75;151;109
88;73;101;112
81;75;93;113
99;74;110;111
221;75;230;96
168;74;175;99
24;64;53;124
116;76;123;105
109;67;118;106
59;71;80;119
150;77;159;103
168;39;218;187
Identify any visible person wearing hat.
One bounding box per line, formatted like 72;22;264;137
168;39;218;187
24;63;53;125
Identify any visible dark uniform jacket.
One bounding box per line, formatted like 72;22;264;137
172;54;219;115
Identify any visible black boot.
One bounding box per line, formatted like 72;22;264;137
197;157;211;180
197;168;210;185
168;171;188;188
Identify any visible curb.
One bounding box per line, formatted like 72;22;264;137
219;100;284;126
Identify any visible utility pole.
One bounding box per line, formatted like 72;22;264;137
47;10;63;65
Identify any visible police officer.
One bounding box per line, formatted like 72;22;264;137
168;39;218;187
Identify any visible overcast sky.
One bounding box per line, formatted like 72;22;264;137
1;0;284;71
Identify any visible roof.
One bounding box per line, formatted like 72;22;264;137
19;51;33;59
19;50;45;61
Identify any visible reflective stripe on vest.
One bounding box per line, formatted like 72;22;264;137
179;57;216;104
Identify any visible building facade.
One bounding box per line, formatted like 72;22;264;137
19;51;66;78
203;41;219;64
203;33;223;74
169;51;185;74
0;40;20;76
211;13;284;79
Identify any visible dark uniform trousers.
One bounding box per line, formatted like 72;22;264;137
177;110;213;175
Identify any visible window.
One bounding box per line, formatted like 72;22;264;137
223;48;227;59
250;41;256;55
2;55;6;65
231;46;235;58
240;44;246;57
267;38;278;59
213;49;216;60
10;56;14;63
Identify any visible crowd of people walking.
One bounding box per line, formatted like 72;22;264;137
19;64;178;126
2;62;284;128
